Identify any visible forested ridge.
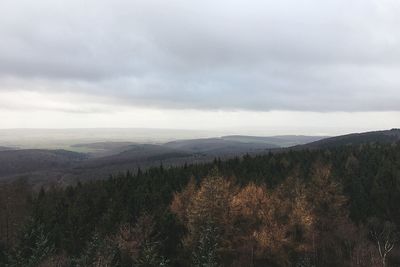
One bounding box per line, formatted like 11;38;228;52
1;142;400;266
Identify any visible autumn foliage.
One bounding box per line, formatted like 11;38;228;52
171;165;382;266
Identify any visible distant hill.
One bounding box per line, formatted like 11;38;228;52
0;128;218;149
65;144;197;182
164;138;279;155
221;135;328;147
80;144;191;168
301;129;400;149
0;138;280;186
71;142;136;150
71;142;138;157
0;149;86;179
2;129;399;187
0;146;16;151
66;140;281;183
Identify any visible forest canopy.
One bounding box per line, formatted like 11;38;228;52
1;142;400;266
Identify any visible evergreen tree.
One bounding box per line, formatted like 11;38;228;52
7;219;54;267
72;231;119;267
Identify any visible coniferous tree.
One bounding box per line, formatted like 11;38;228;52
7;219;54;267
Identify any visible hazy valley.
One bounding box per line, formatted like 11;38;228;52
0;129;329;187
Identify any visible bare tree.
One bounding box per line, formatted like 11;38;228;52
368;218;398;267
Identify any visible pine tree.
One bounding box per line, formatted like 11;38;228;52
7;219;54;267
73;231;119;267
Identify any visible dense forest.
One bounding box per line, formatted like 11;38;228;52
1;142;400;266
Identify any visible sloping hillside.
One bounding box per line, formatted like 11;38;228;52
79;144;191;167
71;142;138;157
2;129;399;187
0;149;86;179
0;146;15;151
221;135;327;147
164;138;279;155
301;129;400;149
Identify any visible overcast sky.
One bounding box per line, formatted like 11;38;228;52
0;0;399;135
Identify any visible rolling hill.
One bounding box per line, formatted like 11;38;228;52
221;135;328;147
0;138;280;186
1;129;399;187
0;146;15;151
0;149;86;179
164;138;279;155
301;128;400;149
71;142;138;157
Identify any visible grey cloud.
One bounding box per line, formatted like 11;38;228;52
0;0;400;112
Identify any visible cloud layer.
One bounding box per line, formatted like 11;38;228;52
1;0;400;112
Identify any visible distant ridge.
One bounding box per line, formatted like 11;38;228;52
1;129;399;187
0;146;16;151
164;138;279;155
0;149;86;178
300;129;400;149
221;135;328;147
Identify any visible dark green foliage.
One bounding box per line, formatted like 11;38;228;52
72;231;120;267
6;219;54;267
0;242;8;265
1;142;400;266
